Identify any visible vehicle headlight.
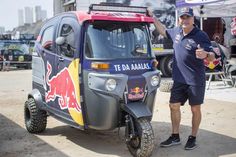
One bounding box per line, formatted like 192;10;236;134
105;79;117;91
151;75;160;86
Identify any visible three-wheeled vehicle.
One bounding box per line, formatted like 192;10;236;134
24;3;161;157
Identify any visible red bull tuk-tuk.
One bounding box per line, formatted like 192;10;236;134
24;3;161;157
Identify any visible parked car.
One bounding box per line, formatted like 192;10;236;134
0;41;32;69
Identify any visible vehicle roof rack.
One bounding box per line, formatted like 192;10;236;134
88;3;148;15
99;2;125;6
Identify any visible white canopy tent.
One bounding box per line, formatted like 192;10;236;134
193;0;236;18
176;0;236;17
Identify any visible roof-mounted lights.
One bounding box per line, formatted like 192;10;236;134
89;3;147;15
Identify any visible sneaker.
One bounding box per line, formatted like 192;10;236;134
160;136;181;147
185;135;197;150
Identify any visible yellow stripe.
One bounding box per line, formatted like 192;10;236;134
68;59;84;126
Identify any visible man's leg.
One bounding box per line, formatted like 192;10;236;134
170;103;181;134
191;105;201;136
160;82;187;147
160;102;181;147
185;84;204;150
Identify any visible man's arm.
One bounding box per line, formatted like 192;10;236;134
148;9;167;37
195;44;215;61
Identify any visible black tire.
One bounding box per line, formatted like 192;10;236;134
159;80;173;92
24;98;47;133
126;118;154;157
160;55;173;77
25;63;32;69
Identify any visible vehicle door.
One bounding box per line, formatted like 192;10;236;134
38;23;58;110
54;16;84;126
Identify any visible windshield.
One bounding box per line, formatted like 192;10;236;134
84;21;152;59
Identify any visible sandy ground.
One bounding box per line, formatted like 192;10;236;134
0;70;236;157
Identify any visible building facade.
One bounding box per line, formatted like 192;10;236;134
35;6;48;22
53;0;106;15
24;7;34;24
0;27;5;34
35;6;42;21
18;9;24;26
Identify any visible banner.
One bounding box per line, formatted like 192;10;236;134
185;0;223;4
176;0;224;7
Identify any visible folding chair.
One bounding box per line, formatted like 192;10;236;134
205;71;227;90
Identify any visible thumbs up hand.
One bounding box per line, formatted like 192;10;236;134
195;44;208;59
197;44;201;49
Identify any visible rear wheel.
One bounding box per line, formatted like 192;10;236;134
160;55;173;77
24;98;47;133
126;118;154;157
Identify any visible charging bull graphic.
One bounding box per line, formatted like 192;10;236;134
128;87;144;100
45;60;84;125
204;57;222;70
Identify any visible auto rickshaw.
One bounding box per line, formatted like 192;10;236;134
24;3;161;157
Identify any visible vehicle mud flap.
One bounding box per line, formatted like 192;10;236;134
122;102;152;119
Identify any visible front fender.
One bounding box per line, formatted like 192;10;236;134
122;102;152;119
88;73;128;98
27;89;45;110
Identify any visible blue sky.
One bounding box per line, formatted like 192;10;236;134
0;0;53;31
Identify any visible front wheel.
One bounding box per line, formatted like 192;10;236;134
24;98;47;133
126;118;154;157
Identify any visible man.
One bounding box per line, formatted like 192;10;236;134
2;49;11;71
148;7;215;150
0;50;4;70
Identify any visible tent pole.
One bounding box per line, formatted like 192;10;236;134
175;9;178;27
200;16;203;30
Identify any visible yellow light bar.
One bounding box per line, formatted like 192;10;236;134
91;62;110;70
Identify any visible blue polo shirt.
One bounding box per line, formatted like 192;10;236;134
166;26;213;86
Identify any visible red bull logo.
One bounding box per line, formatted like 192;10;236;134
128;87;144;100
130;87;143;94
46;62;81;112
45;61;84;125
204;57;221;70
204;47;222;70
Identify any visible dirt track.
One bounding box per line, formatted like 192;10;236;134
1;70;236;157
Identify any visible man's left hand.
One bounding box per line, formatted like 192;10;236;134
195;44;208;59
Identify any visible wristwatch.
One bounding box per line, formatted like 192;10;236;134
205;52;210;59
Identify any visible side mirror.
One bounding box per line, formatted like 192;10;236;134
56;36;65;45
